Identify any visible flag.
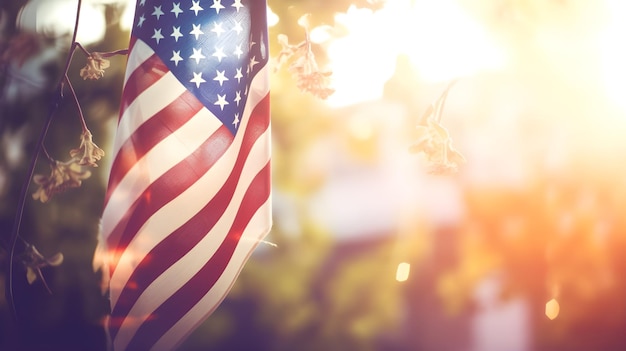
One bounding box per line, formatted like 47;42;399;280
99;0;271;349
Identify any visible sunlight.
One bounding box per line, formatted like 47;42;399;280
324;3;409;107
310;25;333;44
599;0;626;111
267;5;279;27
17;0;106;45
396;262;411;282
404;0;505;82
120;0;135;31
322;0;505;107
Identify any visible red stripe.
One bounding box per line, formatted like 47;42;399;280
103;90;204;206
104;52;169;206
109;95;270;341
126;161;270;350
118;54;168;118
106;124;234;274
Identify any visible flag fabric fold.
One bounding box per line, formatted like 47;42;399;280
98;0;271;349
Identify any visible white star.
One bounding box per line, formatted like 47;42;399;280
189;48;206;64
139;0;146;6
152;28;164;44
171;50;183;66
233;45;243;59
190;72;206;88
248;55;259;72
171;3;183;18
190;24;203;40
152;5;164;20
211;22;225;37
190;0;203;16
234;91;242;105
234;68;243;83
233;21;243;35
214;94;229;110
232;0;244;12
233;113;240;128
212;47;227;62
137;15;146;28
210;0;225;14
213;70;229;86
171;26;183;42
249;39;256;51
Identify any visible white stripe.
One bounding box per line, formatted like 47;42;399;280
101;107;218;240
112;116;270;351
112;72;186;160
153;199;272;351
123;39;154;85
109;65;269;307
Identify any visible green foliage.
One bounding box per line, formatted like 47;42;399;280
185;216;405;350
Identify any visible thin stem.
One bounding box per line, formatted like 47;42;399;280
76;42;129;58
60;42;78;97
75;42;90;57
435;79;458;124
65;74;88;131
62;4;83;86
101;48;129;57
71;42;127;133
7;95;58;324
417;79;459;126
41;145;54;164
7;0;84;324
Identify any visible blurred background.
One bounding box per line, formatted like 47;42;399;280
2;0;626;350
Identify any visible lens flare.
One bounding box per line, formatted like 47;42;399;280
545;298;560;320
322;0;505;107
396;262;411;282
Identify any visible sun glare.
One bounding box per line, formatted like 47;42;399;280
404;0;505;82
17;0;106;45
324;4;408;107
120;0;136;31
322;0;505;107
600;0;626;111
267;5;279;27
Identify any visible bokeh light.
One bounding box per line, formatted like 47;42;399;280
17;0;106;45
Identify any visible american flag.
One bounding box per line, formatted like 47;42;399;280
99;0;271;349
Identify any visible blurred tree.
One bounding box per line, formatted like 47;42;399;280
2;1;626;351
0;1;127;349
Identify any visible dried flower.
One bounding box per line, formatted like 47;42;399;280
410;120;465;174
21;243;63;293
272;34;299;73
70;129;105;167
289;55;335;99
273;15;335;99
79;52;110;80
32;159;92;203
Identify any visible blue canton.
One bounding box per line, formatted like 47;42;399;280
132;0;268;135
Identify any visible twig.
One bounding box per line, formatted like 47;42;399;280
65;74;88;131
417;79;459;126
101;48;129;57
7;0;84;324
